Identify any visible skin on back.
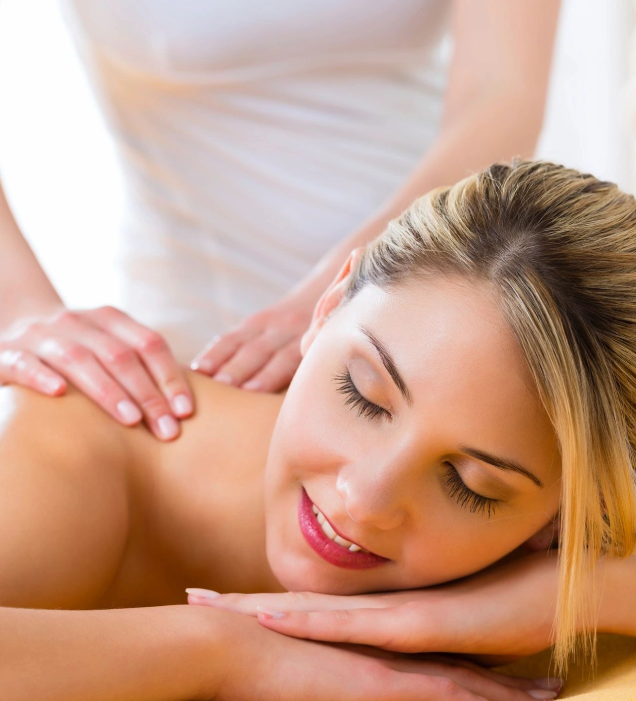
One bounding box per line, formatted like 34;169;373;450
0;381;130;609
0;372;284;612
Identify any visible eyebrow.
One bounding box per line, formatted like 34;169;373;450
358;325;413;406
460;446;544;488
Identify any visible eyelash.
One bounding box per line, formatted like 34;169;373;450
333;369;392;421
443;463;501;518
333;368;501;519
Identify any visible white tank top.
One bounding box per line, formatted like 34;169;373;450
60;0;451;360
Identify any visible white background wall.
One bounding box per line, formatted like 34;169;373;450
0;0;633;310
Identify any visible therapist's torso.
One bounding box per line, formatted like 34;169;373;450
61;0;452;360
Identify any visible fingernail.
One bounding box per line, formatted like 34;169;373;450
191;359;212;373
117;399;143;424
527;691;558;700
533;678;563;691
214;372;233;385
256;606;285;620
185;588;221;600
242;379;262;391
157;414;179;439
173;393;193;416
41;376;64;393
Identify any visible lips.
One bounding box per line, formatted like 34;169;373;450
298;487;390;569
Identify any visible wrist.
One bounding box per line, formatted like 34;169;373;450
184;605;238;701
1;298;65;336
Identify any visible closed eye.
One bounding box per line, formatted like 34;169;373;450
333;369;392;421
443;462;501;518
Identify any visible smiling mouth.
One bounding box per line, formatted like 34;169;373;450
311;502;370;552
298;487;390;569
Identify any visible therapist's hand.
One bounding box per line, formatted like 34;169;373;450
188;550;565;669
0;305;193;440
191;294;312;393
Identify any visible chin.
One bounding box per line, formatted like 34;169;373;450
266;538;365;594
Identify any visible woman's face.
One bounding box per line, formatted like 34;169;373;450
264;254;562;594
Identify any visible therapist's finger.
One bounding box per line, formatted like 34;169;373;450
64;326;188;440
240;340;302;392
0;347;67;395
209;328;288;388
81;306;193;419
191;326;259;378
30;335;148;427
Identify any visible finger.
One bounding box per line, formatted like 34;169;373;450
61;323;184;440
191;326;259;378
0;348;67;395
378;671;489;701
254;605;439;653
210;328;290;387
32;337;146;427
240;340;302;392
185;589;383;615
409;654;556;693
333;658;489;701
386;660;556;701
82;307;193;419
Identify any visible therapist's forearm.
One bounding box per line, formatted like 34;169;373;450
289;91;544;305
0;178;63;330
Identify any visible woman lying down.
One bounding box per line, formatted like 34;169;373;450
1;159;635;701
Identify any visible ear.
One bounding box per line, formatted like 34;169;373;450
300;247;365;356
524;512;561;552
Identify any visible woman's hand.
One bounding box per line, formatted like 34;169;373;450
191;293;313;393
0;306;193;440
197;605;562;701
188;550;562;666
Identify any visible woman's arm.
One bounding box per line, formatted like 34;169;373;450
0;388;218;699
192;548;636;662
596;553;636;637
194;0;562;392
0;604;222;701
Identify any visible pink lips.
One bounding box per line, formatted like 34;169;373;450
298;487;390;569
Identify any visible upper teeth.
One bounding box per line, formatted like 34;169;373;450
312;504;369;553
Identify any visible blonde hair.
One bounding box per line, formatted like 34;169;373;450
345;159;636;676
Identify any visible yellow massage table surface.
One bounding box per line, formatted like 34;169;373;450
497;634;636;699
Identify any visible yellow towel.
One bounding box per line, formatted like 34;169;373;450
496;634;636;699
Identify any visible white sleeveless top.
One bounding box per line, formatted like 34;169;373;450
60;0;451;361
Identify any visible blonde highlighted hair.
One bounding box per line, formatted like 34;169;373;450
345;159;636;676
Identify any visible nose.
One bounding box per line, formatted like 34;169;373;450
336;468;408;531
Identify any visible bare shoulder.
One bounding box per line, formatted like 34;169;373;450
0;385;131;609
0;379;129;453
158;373;283;481
184;372;284;443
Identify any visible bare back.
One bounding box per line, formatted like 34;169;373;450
0;372;284;612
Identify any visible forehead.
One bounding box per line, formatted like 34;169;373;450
341;276;557;470
346;275;526;382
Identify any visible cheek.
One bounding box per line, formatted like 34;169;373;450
399;502;556;588
267;361;349;487
271;407;330;481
